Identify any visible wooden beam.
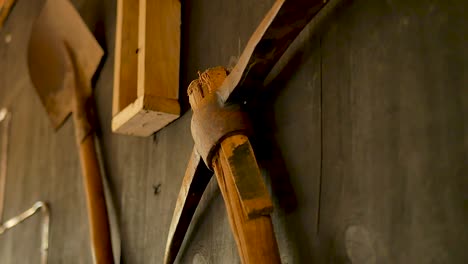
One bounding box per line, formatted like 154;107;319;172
113;0;139;117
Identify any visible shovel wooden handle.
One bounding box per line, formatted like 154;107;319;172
73;104;114;264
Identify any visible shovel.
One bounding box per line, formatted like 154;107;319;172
27;0;114;263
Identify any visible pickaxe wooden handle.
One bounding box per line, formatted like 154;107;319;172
212;134;279;263
165;0;327;262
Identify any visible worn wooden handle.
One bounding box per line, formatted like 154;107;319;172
212;135;281;264
187;68;280;263
75;130;114;264
63;33;113;263
72;79;113;263
73;96;113;264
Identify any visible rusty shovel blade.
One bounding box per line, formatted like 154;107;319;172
27;0;103;129
28;22;73;129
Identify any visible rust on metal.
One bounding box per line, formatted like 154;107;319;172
191;92;251;168
27;1;113;263
217;0;327;103
27;25;73;129
164;0;329;262
27;0;103;129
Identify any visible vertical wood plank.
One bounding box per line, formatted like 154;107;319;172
138;0;180;99
113;0;139;116
320;0;468;263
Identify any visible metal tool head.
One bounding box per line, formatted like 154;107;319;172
27;0;103;129
28;25;73;129
164;0;328;262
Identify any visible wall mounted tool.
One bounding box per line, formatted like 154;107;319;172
0;109;50;264
27;0;114;263
165;0;328;263
112;0;181;136
0;201;50;264
0;108;10;222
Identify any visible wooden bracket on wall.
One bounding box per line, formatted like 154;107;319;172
112;0;181;137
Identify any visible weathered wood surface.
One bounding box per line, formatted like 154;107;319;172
112;0;138;115
111;0;181;137
213;135;280;264
0;0;467;263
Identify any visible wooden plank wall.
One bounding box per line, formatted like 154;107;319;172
0;0;466;263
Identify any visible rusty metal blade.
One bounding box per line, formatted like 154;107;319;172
28;21;73;129
165;1;328;262
164;149;212;264
27;0;103;129
217;0;327;103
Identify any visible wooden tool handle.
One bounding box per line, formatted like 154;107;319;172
73;95;113;263
212;135;281;264
64;36;113;263
75;128;114;264
188;68;280;263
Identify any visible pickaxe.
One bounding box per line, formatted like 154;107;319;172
165;0;328;263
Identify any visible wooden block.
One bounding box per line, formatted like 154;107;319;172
112;0;139;120
112;0;181;137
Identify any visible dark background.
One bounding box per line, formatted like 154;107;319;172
0;0;466;263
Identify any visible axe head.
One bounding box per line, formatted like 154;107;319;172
27;0;103;129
